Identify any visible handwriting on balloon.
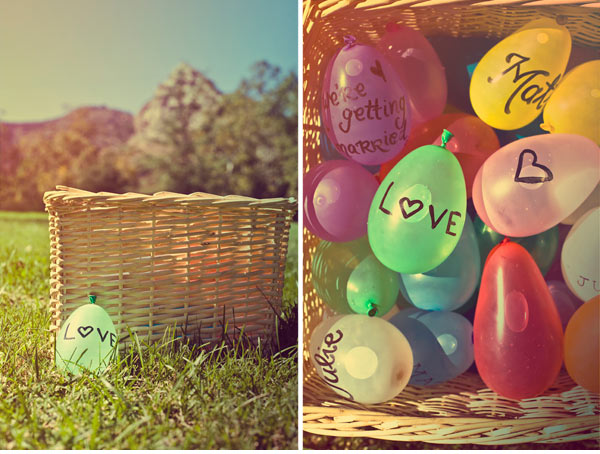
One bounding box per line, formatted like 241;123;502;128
63;323;117;347
577;275;600;292
411;362;434;386
312;329;354;400
488;53;560;115
378;182;462;236
325;78;408;158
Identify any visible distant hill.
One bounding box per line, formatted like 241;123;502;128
0;106;134;175
0;62;222;176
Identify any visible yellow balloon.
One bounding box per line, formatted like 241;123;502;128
470;18;571;130
541;60;600;144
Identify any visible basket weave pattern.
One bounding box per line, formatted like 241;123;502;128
303;0;600;444
45;186;296;346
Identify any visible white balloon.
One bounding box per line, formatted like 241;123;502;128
310;314;413;404
562;207;600;301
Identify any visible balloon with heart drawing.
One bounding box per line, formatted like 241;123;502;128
472;133;600;237
55;296;117;375
368;130;467;274
321;35;412;166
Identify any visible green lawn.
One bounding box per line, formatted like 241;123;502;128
0;211;298;449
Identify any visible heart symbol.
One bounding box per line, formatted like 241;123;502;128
78;326;94;338
399;197;424;219
514;149;553;184
370;59;387;82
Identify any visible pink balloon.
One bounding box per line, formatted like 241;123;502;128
472;134;600;237
303;160;378;242
322;36;412;166
377;23;447;126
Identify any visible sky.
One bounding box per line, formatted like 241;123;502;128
0;0;298;122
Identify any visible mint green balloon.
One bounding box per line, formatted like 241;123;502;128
312;236;400;316
368;136;467;274
55;297;117;375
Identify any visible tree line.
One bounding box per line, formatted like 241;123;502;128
0;61;297;212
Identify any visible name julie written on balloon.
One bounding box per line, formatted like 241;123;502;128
312;329;354;400
324;61;408;158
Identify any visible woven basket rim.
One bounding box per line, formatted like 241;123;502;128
43;185;297;206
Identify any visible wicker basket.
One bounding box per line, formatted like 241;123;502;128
303;0;600;445
44;186;296;347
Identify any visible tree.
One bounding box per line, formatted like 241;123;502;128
136;61;297;200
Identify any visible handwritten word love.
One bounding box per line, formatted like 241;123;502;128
63;323;117;347
489;53;560;115
378;182;462;237
312;330;353;400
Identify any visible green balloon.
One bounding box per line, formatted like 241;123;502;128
368;142;467;274
55;297;117;375
312;236;400;317
473;214;559;275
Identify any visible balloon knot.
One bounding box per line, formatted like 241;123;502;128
441;129;454;148
343;35;357;48
89;295;96;304
367;302;377;317
556;15;568;26
501;237;511;245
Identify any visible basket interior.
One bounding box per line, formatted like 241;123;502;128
302;0;600;436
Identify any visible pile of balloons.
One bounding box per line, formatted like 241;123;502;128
308;19;600;404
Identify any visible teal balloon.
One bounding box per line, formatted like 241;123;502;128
55;299;117;375
389;309;474;386
399;215;480;311
312;236;400;316
473;214;558;275
368;142;467;274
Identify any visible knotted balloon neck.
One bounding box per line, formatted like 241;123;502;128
367;301;378;317
344;35;357;48
501;237;511;245
89;295;96;304
440;129;454;149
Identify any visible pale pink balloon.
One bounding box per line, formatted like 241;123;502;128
322;36;412;166
377;23;447;126
472;134;600;237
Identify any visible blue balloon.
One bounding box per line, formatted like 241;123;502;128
390;309;474;386
399;214;481;311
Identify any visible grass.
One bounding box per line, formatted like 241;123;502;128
0;211;298;449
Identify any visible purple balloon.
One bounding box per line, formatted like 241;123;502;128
547;280;583;331
321;36;412;166
304;160;378;242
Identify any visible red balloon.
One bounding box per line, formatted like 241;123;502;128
474;239;563;399
379;112;467;180
379;113;499;199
